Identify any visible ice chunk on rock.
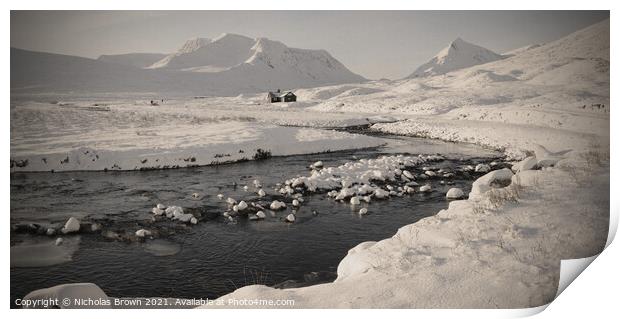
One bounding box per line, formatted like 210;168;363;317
61;217;80;234
446;188;465;199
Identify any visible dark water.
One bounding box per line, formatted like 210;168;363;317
10;135;500;306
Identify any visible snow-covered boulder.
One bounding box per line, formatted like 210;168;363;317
404;185;415;194
237;201;248;211
23;283;111;309
292;199;300;207
55;238;63;246
165;206;184;218
512;156;538;172
312;161;324;169
46;228;56;236
374;188;390;199
173;212;194;223
152;207;165;215
446;188;465;199
350;196;361;205
419;185;432;193
469;168;514;200
256;211;266;219
156;203;166;210
135;229;152;238
61;217;80;234
226;197;237;205
217;194;224;200
359;208;368;215
475;164;491;173
270;200;286;210
257;189;266;197
402;170;415;180
285;214;296;223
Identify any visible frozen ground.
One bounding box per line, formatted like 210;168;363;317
18;19;610;309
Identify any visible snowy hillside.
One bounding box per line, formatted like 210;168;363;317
308;19;609;138
408;38;505;78
97;53;167;68
11;34;366;95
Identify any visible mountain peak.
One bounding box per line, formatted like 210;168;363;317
408;38;505;78
178;37;212;54
212;33;254;43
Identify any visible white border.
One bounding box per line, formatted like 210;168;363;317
3;2;617;319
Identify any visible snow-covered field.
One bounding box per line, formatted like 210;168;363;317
10;98;388;172
16;19;609;309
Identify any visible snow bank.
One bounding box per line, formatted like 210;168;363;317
468;168;514;201
23;283;110;309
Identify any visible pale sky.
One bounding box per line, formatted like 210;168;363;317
10;11;609;79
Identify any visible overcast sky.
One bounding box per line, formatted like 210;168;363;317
11;11;609;79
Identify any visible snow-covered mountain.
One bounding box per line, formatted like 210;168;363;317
407;38;505;78
148;33;366;84
97;53;167;68
148;35;251;72
11;34;365;95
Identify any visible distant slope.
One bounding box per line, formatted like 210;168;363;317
97;53;167;68
10;48;169;93
408;38;505;78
